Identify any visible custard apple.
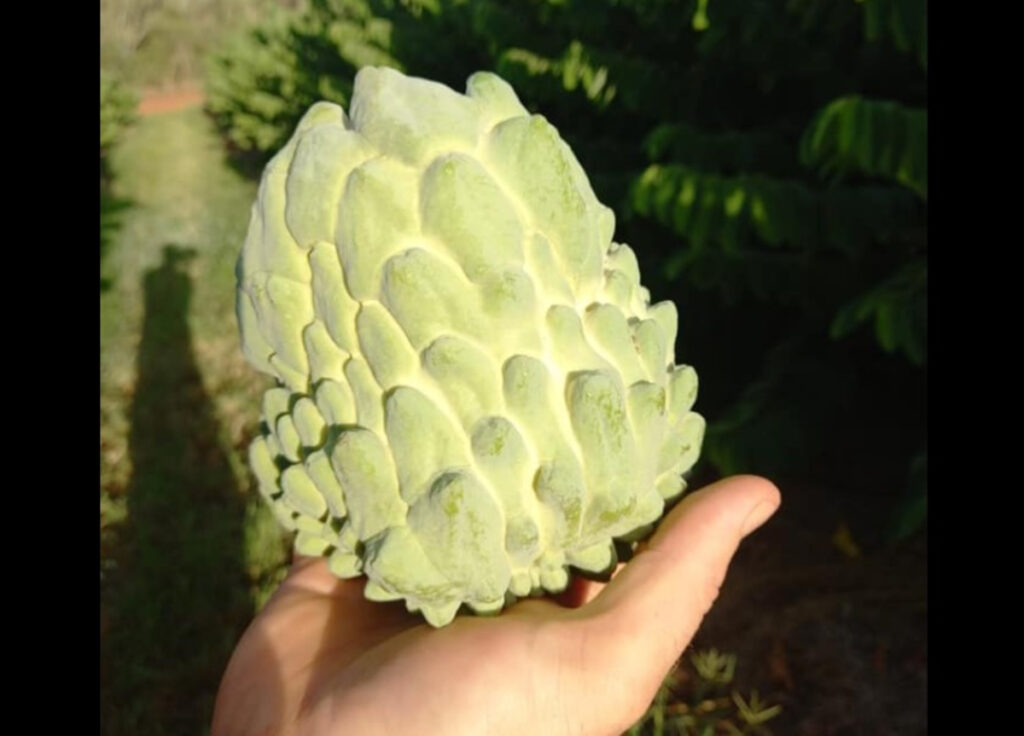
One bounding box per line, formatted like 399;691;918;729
237;66;705;627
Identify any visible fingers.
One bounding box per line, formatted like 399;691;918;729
581;476;780;677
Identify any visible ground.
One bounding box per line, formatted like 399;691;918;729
99;94;926;736
136;83;206;116
100;96;289;736
693;477;927;735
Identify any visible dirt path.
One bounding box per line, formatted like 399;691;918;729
137;84;205;117
101;106;274;736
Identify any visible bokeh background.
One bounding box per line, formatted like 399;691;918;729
99;1;927;734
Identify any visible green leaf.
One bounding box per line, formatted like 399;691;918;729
858;0;927;69
629;164;919;257
693;0;710;31
829;258;926;365
800;96;927;199
888;450;927;540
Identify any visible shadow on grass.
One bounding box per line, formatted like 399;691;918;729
100;245;253;736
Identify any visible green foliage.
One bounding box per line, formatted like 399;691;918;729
205;11;322;154
100;72;138;157
101;0;301;87
801;96;927;198
645;123;798;177
205;0;464;156
629;648;783;735
888;447;926;541
692;648;737;685
207;0;927;532
830;257;926;365
858;0;927;70
629;165;919;258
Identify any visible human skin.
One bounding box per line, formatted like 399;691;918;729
211;474;780;736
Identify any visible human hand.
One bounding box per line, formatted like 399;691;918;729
211;475;780;736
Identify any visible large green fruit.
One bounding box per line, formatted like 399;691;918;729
237;67;704;627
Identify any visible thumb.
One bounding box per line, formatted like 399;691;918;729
581;475;780;680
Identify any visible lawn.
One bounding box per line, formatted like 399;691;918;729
100;105;291;736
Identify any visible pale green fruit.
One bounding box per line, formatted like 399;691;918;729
238;66;705;627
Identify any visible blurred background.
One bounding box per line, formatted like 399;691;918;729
99;1;927;733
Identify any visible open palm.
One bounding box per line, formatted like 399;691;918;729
212;475;779;736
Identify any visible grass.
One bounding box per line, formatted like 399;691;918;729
100;106;291;736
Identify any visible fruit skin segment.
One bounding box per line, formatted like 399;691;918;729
238;66;705;627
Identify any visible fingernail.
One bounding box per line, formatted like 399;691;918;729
741;498;779;536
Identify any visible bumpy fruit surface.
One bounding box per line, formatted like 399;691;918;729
237;67;705;627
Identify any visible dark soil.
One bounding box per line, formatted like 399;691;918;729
691;478;927;735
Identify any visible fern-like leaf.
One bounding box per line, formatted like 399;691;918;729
800;95;927;198
829;257;926;364
100;72;138;155
629;164;919;255
644;122;798;176
858;0;927;70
